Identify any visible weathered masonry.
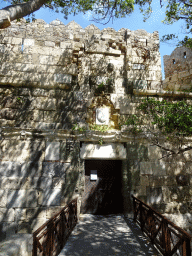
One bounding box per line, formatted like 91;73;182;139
163;46;192;91
0;18;191;240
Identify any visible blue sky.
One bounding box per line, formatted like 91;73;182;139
1;0;188;79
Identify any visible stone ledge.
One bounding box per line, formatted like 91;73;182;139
0;234;32;256
133;89;192;98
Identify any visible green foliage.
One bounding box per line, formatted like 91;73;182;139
98;137;104;145
138;98;192;136
95;82;105;94
161;0;192;48
124;114;139;126
72;123;87;131
122;114;142;134
95;79;113;94
178;36;192;48
6;0;152;24
89;124;110;132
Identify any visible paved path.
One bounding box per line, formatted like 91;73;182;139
59;214;160;256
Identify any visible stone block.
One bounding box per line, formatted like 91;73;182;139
140;162;166;176
149;176;165;187
46;206;62;219
15;209;27;222
0;208;14;222
30;97;56;111
31;218;47;233
0;177;20;189
39;55;53;65
132;64;145;70
133;80;147;90
17;221;32;233
38;189;61;206
0;190;7;207
45;141;60;161
52;178;65;189
148;145;162;160
7;190;38;208
60;193;79;206
0;140;45;162
0;161;21;177
43;111;58;123
120;102;138;115
60;141;80;163
65;170;80;184
32;110;44;122
135;186;147;196
20;161;43;177
42;162;66;177
26;208;46;220
5;222;18;237
126;143;148;161
23;39;35;46
45;41;55;47
149;81;161;90
147;187;163;204
29;177;52;190
60;42;73;49
140;176;149;186
54;74;72;84
80;143;126;160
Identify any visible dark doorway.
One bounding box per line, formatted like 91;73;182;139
81;160;123;214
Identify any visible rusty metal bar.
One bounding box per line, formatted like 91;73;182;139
132;195;191;256
33;198;78;256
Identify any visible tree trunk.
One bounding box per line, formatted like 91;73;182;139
0;0;47;29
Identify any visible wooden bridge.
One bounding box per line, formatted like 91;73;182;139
33;197;191;256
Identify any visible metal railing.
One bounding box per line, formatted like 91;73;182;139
132;195;191;256
33;198;78;256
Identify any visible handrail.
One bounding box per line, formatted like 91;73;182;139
33;198;78;256
132;195;191;256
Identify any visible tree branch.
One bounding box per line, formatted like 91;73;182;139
0;0;47;29
180;0;192;7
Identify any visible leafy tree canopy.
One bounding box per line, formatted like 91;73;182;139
123;98;192;157
0;0;191;47
0;0;152;28
160;0;192;48
138;98;192;136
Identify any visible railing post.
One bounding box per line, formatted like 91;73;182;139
162;218;171;255
32;234;37;256
32;198;78;256
132;197;136;222
182;238;191;256
139;202;144;231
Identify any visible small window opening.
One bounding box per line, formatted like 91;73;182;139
184;52;186;59
146;39;147;46
172;59;176;64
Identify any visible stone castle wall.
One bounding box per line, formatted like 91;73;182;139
0;19;191;240
163;46;192;91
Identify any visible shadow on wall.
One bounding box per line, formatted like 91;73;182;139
0;137;81;240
